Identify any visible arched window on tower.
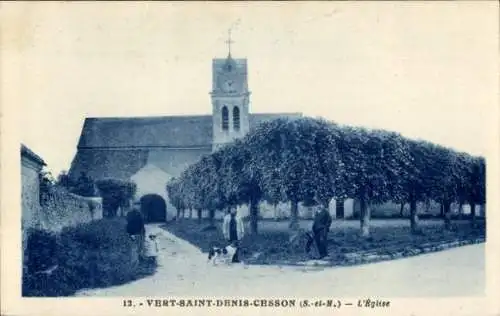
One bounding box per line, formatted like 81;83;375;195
222;106;229;131
233;106;240;131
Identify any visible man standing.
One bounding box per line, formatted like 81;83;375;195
126;205;146;264
222;208;245;263
312;206;332;259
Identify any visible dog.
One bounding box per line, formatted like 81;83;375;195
289;229;316;254
207;243;238;265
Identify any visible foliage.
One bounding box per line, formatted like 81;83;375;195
72;172;96;197
25;228;58;274
22;218;156;297
39;169;56;203
56;171;96;197
96;178;137;218
165;116;486;236
56;170;73;189
469;157;486;205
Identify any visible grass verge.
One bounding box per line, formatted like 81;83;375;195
161;219;485;266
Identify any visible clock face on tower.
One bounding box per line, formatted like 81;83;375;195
222;80;234;93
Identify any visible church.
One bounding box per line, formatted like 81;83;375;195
68;45;301;220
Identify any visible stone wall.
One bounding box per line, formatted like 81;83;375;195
194;198;486;221
197;199;356;220
39;187;103;233
349;200;485;218
21;144;103;236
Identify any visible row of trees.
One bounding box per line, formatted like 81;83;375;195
167;117;486;236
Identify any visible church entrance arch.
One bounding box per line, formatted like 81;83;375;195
140;194;167;223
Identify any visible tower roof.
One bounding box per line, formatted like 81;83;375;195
222;54;237;72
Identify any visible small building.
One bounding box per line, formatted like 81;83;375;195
21;144;46;230
21;144;46;270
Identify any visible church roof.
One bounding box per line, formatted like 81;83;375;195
77;113;302;149
69;112;302;182
69;148;150;181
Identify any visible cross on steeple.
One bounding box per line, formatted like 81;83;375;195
225;28;234;57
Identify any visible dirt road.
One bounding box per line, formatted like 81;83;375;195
76;224;485;297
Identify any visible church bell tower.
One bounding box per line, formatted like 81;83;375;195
210;30;250;152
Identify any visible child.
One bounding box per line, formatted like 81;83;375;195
144;233;159;264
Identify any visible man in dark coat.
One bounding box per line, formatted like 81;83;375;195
126;206;146;263
311;206;332;259
222;208;245;263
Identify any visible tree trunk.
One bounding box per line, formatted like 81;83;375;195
360;197;371;237
470;202;476;227
336;198;345;219
399;202;405;218
249;199;260;235
274;204;279;221
289;200;300;230
189;209;193;219
176;208;181;220
208;209;216;227
440;204;445;218
410;199;419;234
443;201;452;230
110;204;119;218
197;209;202;223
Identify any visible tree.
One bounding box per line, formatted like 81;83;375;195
221;140;262;234
201;153;226;227
427;144;460;230
399;140;435;233
72;172;95;197
246;118;331;230
167;178;187;220
245;119;287;230
455;152;474;218
56;170;74;189
191;154;223;227
468;156;486;225
96;179;137;218
338;127;409;237
182;164;203;223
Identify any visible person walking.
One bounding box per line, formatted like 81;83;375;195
126;205;146;264
311;206;332;259
222;208;245;263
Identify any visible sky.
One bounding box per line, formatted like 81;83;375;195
2;2;498;176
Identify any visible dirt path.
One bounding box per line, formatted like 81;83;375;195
75;224;485;297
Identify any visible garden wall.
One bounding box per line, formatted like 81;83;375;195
198;199;355;220
39;187;103;233
195;199;486;221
